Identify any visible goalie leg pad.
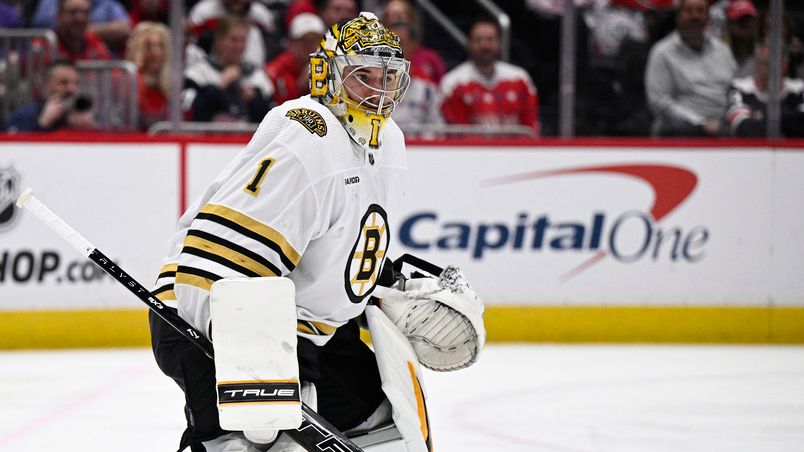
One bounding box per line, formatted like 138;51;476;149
210;277;302;432
366;305;432;452
202;432;265;452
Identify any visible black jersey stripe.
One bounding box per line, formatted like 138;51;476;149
182;234;279;277
175;265;222;292
196;211;297;271
157;263;178;280
182;246;261;278
186;229;282;277
196;204;300;271
152;284;174;296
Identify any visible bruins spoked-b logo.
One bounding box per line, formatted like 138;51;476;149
0;166;20;233
345;204;389;303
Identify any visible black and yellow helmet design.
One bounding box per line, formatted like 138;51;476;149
309;12;411;150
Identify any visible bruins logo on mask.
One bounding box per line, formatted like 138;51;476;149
344;204;389;303
286;108;328;137
339;16;401;54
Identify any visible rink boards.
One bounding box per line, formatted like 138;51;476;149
1;137;803;348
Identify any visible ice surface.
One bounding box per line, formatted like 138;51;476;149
1;344;803;451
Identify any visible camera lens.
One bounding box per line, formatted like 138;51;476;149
73;95;92;112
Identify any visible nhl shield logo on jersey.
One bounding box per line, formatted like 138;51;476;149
0;165;21;233
285;108;328;137
344;204;389;303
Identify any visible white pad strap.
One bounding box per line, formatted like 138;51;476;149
210;277;302;431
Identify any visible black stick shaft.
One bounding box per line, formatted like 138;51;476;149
86;249;364;451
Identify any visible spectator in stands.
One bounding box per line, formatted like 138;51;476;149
129;0;168;26
0;1;22;27
33;0;131;53
317;0;358;28
51;0;112;61
575;0;652;136
264;13;324;106
725;0;758;78
283;0;316;29
758;9;804;80
726;43;804;137
389;73;443;137
705;0;728;40
645;0;735;136
183;15;274;123
380;0;443;136
5;59;98;132
126;21;170;131
187;0;278;68
283;0;359;34
440;17;540;135
382;0;446;85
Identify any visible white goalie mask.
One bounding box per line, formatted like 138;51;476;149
309;12;411;150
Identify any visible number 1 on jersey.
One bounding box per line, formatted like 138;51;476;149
369;118;381;147
244;157;274;196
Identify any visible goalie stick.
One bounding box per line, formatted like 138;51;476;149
16;188;365;452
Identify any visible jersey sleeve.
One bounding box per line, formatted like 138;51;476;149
174;139;323;336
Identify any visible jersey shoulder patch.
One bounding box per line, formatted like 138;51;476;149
285;108;328;137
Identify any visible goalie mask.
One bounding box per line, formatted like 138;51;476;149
309;12;411;150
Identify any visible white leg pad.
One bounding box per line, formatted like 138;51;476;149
351;423;408;451
210;277;302;432
363;440;408;452
365;305;432;452
201;432;264;452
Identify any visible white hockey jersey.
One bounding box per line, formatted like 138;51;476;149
153;96;407;345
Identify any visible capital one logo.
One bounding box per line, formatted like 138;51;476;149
399;163;709;281
0;165;21;233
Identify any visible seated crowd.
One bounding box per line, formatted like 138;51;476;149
1;0;802;138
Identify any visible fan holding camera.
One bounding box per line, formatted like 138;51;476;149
5;59;98;133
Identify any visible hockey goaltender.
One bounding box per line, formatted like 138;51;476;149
148;12;485;452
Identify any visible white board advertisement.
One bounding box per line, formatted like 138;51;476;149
396;147;785;305
185;143;241;207
770;149;804;306
0;142;180;310
181;143;804;307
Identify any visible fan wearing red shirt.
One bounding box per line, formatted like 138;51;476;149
440;18;539;134
264;13;325;106
126;21;171;131
54;0;112;61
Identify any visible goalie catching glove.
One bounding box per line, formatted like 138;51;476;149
374;265;485;372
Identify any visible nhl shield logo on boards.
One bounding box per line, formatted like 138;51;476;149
0;165;21;233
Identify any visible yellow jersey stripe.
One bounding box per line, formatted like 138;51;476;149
155;290;176;302
183;235;278;278
198;204;301;269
